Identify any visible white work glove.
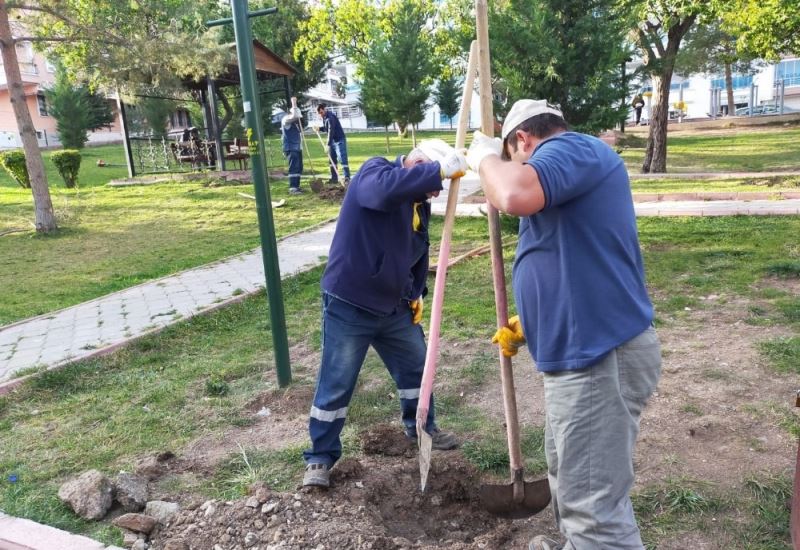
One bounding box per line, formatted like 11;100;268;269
438;150;468;180
466;130;503;172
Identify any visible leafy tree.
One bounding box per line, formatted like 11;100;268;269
295;0;381;75
45;68;115;149
437;0;630;134
360;43;396;152
489;0;631;134
676;20;759;116
718;0;800;59
623;0;716;173
370;0;437;141
435;76;461;129
23;1;229;94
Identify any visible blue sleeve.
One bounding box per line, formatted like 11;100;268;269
354;160;443;212
528;134;614;208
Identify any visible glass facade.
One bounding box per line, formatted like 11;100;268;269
775;59;800;87
710;75;753;90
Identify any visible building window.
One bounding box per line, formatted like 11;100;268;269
776;59;800;87
710;75;753;90
37;94;48;117
36;131;42;139
45;59;57;73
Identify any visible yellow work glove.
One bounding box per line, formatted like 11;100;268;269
410;298;423;324
491;314;526;357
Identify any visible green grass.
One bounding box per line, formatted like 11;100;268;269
638;216;800;315
620;127;800;172
4;127;800;325
759;337;800;374
635;474;792;550
629;175;800;194
0;178;340;324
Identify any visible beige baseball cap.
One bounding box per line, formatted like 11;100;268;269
501;99;564;139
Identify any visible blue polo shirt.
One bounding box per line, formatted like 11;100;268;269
512;132;653;372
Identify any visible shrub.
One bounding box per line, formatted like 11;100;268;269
51;150;81;188
0;149;30;188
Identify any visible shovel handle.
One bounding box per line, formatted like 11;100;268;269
476;0;525;473
416;41;479;431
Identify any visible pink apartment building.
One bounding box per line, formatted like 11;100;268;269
0;40;122;150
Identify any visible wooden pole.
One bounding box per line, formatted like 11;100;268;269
476;0;524;500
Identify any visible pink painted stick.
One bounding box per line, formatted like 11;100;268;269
416;40;478;434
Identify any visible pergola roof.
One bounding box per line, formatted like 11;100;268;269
183;39;297;90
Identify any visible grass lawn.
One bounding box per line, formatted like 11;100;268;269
629;175;800;194
1;215;798;547
620;126;800;173
2;126;800;326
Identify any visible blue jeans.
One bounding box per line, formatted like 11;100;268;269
285;150;302;189
328;139;350;181
303;293;437;467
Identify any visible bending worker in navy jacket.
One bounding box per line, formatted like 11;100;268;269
303;140;467;488
316;103;351;185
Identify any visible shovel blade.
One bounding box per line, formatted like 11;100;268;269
418;429;433;491
479;477;551;519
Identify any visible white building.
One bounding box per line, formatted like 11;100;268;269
634;56;800;123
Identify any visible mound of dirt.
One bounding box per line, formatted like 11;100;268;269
309;179;347;201
147;424;529;550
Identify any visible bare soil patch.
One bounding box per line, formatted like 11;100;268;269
142;293;795;549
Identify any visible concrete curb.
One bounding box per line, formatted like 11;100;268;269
0;512;123;550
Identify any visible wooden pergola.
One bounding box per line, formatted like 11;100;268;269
120;40;297;176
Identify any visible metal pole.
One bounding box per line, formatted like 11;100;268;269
749;82;755;116
206;6;277;27
116;95;135;178
781;79;786;115
229;0;291;387
206;78;226;171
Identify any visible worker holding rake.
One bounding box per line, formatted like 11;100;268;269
281;96;305;195
302;140;466;488
316;103;351;186
467;99;662;550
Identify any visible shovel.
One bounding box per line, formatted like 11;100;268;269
474;0;550;518
416;40;479;491
311;125;341;184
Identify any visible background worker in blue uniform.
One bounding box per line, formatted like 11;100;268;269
467;100;662;550
281;96;304;195
316;103;351;185
302;139;468;488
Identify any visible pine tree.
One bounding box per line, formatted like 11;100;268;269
434;76;461;129
488;0;630;134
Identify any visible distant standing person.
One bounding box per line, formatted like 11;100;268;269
282;96;304;195
632;94;645;125
317;104;351;185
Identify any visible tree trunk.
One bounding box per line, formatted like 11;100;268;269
384;126;389;153
0;0;56;232
642;74;671;173
724;62;735;116
641;15;696;174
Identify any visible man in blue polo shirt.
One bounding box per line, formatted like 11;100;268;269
317;103;351;185
302;139;467;488
467;100;661;550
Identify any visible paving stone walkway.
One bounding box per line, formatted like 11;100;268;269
2;173;799;391
0;512;123;550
